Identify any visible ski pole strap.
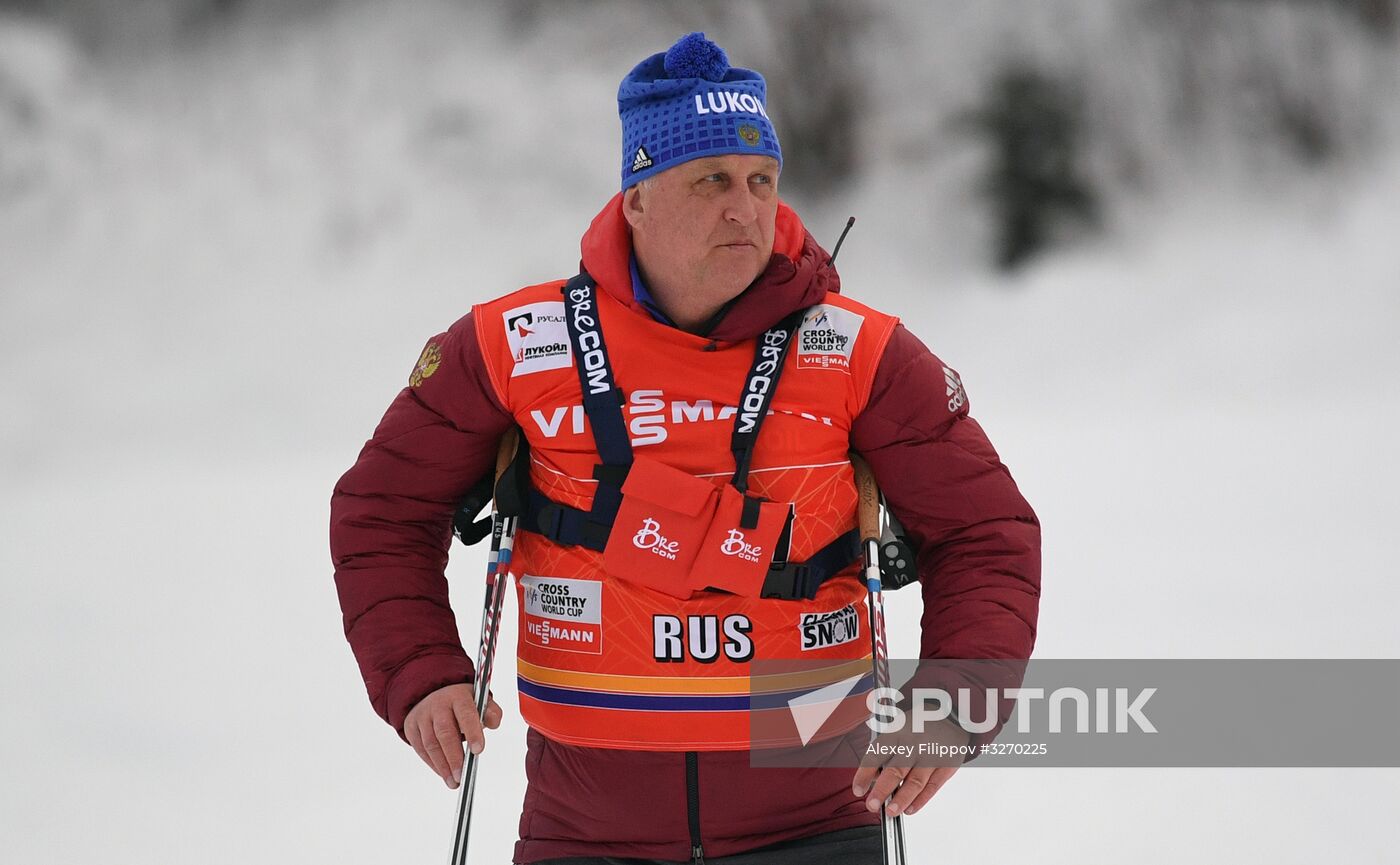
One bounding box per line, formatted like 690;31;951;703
729;308;804;493
451;471;496;546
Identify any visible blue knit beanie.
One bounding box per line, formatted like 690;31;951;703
617;32;782;189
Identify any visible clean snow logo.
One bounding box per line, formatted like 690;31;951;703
504;302;570;377
633;517;681;561
631;145;654;173
943;366;966;413
799;604;861;651
720;529;763;563
521;575;602;655
796;304;863;372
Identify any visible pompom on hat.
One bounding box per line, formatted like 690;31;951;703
617;32;782;189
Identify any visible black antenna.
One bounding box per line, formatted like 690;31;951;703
829;216;856;266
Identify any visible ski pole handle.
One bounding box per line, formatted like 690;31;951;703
494;428;520;487
851;453;880;546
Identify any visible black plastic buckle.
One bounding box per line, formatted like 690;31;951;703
760;563;813;601
535;502;563;540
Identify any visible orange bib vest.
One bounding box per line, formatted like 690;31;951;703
472;275;898;751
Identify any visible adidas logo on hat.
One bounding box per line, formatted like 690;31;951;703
631;145;654;173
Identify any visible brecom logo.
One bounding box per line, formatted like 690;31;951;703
504;301;571;377
632;517;681;561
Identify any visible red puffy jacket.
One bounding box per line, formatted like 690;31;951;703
330;197;1041;862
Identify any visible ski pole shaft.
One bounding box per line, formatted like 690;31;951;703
851;453;906;865
450;429;519;865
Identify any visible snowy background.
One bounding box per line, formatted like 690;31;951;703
2;1;1398;862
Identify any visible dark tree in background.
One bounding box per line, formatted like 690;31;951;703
0;0;249;48
10;0;1391;272
751;0;864;198
1330;0;1397;35
965;66;1098;271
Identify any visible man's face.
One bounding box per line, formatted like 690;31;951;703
624;154;781;301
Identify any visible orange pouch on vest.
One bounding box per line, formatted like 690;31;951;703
602;457;720;599
689;485;792;597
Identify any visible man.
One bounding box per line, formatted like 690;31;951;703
331;33;1040;864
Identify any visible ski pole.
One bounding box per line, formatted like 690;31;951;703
450;428;520;865
851;453;907;865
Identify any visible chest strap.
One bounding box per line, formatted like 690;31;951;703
521;488;859;600
522;271;859;601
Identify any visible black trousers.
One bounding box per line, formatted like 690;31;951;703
531;825;883;865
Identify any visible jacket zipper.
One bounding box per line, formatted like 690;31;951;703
686;751;705;864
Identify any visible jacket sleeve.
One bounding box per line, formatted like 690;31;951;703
329;311;514;735
851;323;1041;750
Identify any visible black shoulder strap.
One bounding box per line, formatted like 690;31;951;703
561;272;632;471
562;271;804;498
543;272;630;547
729;308;805;494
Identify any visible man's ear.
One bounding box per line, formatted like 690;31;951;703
622;185;645;229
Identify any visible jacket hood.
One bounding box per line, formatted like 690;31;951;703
578;193;841;343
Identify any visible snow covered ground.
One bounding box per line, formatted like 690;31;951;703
2;3;1397;863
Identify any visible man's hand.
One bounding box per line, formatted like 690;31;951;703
851;718;969;817
404;683;503;789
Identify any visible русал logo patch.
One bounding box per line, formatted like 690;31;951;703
504;301;571;378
